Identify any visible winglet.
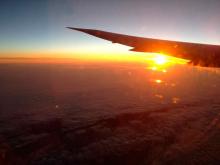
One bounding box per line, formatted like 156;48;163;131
66;27;92;33
66;27;81;31
66;27;105;39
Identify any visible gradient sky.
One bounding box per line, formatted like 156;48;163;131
1;0;220;57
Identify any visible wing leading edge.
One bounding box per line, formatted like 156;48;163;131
67;27;220;68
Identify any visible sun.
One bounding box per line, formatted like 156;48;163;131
145;53;189;73
153;55;168;65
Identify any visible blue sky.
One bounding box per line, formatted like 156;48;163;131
1;0;220;56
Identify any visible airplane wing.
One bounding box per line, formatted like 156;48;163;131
67;27;220;68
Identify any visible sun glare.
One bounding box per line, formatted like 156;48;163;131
154;55;168;65
155;79;163;84
144;53;189;73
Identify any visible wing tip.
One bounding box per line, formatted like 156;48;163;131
66;27;89;32
66;27;80;30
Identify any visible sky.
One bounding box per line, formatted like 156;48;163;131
1;0;220;58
